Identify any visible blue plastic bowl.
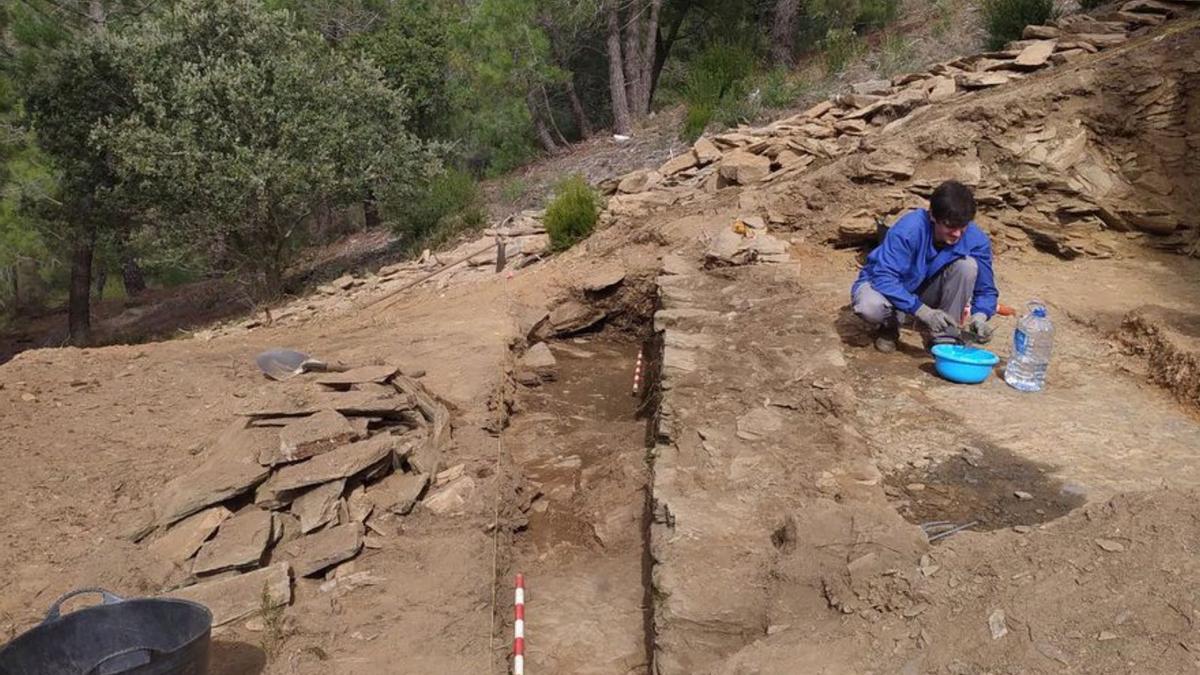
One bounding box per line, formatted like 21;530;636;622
930;344;1000;384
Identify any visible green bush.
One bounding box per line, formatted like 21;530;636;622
397;168;486;244
544;175;598;251
876;34;915;76
713;93;762;129
681;41;756;140
824;27;863;73
856;0;901;28
682;102;715;141
499;178;527;205
758;68;808;109
981;0;1055;49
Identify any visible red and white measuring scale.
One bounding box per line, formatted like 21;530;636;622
513;573;526;674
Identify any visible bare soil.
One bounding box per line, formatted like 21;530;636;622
1;9;1199;675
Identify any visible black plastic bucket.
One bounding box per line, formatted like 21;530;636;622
0;588;211;675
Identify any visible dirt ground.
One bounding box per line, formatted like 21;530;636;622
1;8;1200;675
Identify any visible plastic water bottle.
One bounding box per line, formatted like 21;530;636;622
1004;301;1054;392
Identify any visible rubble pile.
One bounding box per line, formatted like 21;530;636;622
599;1;1196;258
140;365;456;626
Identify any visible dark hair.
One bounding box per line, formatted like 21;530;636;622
930;181;976;227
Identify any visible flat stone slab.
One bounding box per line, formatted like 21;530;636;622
279;523;364;577
956;72;1012;89
736;407;784;441
148;506;231;563
192;508;273;575
240;388;414;419
367;471;429;516
256;434;396;508
580;266;626;293
278;409;358;462
1013;40;1056;69
549;300;606;335
154;421;273;527
314;365;399;387
423;476;477;516
318;386;415;418
346;485;373;523
292;479;346;533
168;562;291;627
520;342;558;373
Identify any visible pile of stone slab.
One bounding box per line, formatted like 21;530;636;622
205;210;551;338
598;1;1187;222
142;365;452;627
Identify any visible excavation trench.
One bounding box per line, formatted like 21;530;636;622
504;323;659;674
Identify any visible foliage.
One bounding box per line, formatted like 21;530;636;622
90;0;436;293
344;1;453;137
395;168;486;244
980;0;1055;49
544;175;597;251
875;33;916;76
499;178;528;205
823;27;863;73
680;40;756;140
807;0;901;31
682;101;716;142
757;67;808;109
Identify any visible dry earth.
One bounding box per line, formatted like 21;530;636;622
2;4;1200;675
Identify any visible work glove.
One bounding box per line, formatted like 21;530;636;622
915;305;955;334
968;312;994;343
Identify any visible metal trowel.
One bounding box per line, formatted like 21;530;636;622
255;349;349;381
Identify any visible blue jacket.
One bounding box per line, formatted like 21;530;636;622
852;209;998;318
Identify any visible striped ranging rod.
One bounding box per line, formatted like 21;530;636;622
514;573;526;675
632;347;644;397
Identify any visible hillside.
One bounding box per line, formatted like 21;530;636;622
1;2;1199;675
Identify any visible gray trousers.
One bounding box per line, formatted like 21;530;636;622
853;257;977;338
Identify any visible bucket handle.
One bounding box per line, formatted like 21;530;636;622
85;645;162;675
42;588;126;624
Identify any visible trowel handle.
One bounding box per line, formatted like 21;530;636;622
299;359;351;373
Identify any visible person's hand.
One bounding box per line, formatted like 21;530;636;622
915;305;955;334
969;312;993;343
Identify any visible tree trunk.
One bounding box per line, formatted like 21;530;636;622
122;254;147;296
622;0;644;114
9;264;18;315
771;0;801;66
68;227;96;345
541;85;570;147
638;0;663;114
363;193;381;230
565;78;592;139
526;89;560;153
651;1;691;104
94;263;107;299
606;3;633;136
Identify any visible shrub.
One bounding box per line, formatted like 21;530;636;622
544;175;598;251
713;92;762;129
682;102;714;142
980;0;1055;49
758;68;808;109
681;41;756;140
499;178;527;206
824;27;863;73
397;168;486;244
876;34;916;76
856;0;901;29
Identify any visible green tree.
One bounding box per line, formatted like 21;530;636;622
23;26;134;341
92;0;437;294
